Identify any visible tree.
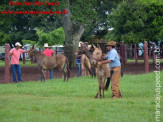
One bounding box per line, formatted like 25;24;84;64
105;0;163;43
0;0;64;47
36;27;65;47
63;0;122;67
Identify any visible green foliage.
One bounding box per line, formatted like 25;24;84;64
22;40;37;45
36;27;65;46
0;31;11;46
106;0;163;43
0;0;64;46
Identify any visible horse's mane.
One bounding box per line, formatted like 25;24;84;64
32;50;45;56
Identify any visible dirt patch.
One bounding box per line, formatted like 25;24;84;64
0;63;162;83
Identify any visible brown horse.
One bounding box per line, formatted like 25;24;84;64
90;45;111;98
75;45;96;78
80;54;92;76
28;49;70;82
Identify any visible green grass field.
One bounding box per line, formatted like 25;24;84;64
0;60;37;67
0;59;163;67
127;59;163;63
0;71;162;122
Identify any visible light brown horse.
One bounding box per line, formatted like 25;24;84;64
75;45;96;77
81;54;92;76
28;49;70;82
90;45;111;98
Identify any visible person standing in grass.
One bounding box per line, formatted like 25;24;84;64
9;42;31;84
42;43;55;79
98;41;122;99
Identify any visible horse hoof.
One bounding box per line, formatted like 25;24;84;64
95;96;98;98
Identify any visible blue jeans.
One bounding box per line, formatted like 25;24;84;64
11;64;22;83
49;69;53;79
77;63;81;76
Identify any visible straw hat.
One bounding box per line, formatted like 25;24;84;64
44;43;49;48
105;41;115;46
15;42;22;47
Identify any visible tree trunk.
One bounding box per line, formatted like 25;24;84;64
62;8;84;68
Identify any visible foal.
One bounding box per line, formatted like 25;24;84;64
91;46;110;98
29;49;70;82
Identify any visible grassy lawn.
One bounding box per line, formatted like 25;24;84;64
1;59;163;67
127;59;163;63
0;71;162;122
0;60;37;67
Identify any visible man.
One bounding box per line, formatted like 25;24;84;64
98;41;122;99
9;42;31;83
42;43;55;79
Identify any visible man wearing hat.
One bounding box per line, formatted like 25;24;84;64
9;42;31;84
98;41;122;99
42;43;55;79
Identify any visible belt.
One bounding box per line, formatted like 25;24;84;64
111;66;121;70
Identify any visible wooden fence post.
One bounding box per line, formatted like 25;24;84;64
120;41;124;65
152;44;156;64
5;44;10;83
144;41;149;73
124;44;127;64
134;44;138;64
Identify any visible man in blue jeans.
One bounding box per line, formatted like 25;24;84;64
76;55;81;77
9;42;31;84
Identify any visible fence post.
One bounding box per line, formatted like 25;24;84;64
144;41;149;73
152;44;156;64
120;41;124;65
5;44;10;83
56;47;58;55
124;44;127;64
134;44;138;64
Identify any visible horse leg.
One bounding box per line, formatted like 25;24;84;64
102;78;105;98
95;78;100;98
63;70;66;81
42;69;46;82
100;78;103;99
95;89;100;98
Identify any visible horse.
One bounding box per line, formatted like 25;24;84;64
80;54;92;76
28;49;70;82
90;45;111;98
75;45;96;78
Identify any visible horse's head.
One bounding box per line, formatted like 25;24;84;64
90;45;102;65
28;46;39;57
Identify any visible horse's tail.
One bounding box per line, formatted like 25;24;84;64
87;66;92;76
105;77;111;90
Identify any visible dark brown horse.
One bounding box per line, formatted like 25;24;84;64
28;49;70;82
90;45;111;98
